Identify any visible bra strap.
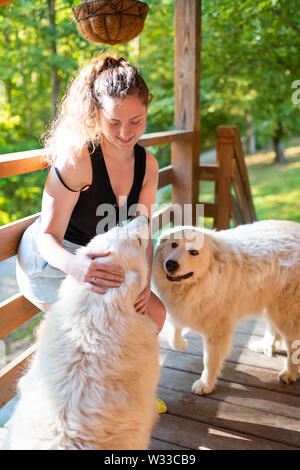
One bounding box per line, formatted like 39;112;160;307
54;167;90;192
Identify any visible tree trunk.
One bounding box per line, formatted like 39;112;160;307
47;0;60;119
273;121;288;164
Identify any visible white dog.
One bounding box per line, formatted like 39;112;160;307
3;215;160;450
153;220;300;395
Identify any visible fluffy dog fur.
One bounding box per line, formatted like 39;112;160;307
3;216;160;450
153;220;300;395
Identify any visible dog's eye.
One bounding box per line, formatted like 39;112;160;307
171;242;178;249
189;249;199;256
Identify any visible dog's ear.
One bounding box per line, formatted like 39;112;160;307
156;236;169;247
207;237;226;269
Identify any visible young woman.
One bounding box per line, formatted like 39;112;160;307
16;55;166;332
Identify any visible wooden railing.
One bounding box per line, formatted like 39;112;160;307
0;126;256;408
198;125;257;229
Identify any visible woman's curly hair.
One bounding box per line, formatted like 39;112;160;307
41;54;152;168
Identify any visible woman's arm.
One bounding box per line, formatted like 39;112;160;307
145;237;154;286
36;147;124;291
36;146;91;272
134;150;159;314
137;150;159;279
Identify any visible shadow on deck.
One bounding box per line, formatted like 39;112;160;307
150;319;300;450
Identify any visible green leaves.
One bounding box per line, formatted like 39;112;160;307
66;0;82;7
0;0;175;224
201;0;300;148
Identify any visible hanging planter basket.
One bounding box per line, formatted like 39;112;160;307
72;0;149;45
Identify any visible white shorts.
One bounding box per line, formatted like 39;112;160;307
16;217;82;304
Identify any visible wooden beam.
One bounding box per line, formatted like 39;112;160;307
200;202;217;219
172;0;201;225
0;149;48;178
216;125;236;141
0;131;194;179
231;196;244;227
198;164;219;182
214;133;234;230
152;204;174;234
139;130;194;147
0;213;40;262
0;344;36;408
158;165;174;189
232;127;257;222
0;293;40;339
232;160;252;224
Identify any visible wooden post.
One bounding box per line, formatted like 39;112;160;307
172;0;201;226
214;128;234;230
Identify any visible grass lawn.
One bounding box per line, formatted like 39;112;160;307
245;144;300;223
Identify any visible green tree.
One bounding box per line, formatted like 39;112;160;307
202;0;300;163
0;0;175;223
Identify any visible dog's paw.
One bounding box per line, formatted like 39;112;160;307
191;378;214;395
279;369;297;384
249;339;274;357
171;337;188;351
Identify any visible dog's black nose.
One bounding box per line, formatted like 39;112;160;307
166;259;179;273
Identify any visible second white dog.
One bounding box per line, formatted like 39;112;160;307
153;220;300;395
3;215;160;450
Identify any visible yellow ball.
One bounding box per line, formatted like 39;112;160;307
156;398;167;414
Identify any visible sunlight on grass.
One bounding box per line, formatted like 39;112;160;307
247;147;300;223
245;144;300;166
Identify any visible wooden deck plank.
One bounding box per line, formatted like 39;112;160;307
233;319;265;336
156;386;300;448
183;331;287;369
159;329;287;373
186;330;268;353
159;318;290;372
149;438;188;450
159;367;300;421
172;318;265;338
160;349;300;397
152;413;297;450
1;318;299;450
155;317;300;449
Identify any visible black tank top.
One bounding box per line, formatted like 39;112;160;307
63;143;146;246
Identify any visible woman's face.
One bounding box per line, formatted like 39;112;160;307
99;94;148;150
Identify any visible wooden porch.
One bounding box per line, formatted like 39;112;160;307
0;123;257;418
1;317;300;450
0;0;299;450
151;318;300;450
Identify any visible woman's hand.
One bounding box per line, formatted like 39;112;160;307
134;284;151;315
68;250;125;294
